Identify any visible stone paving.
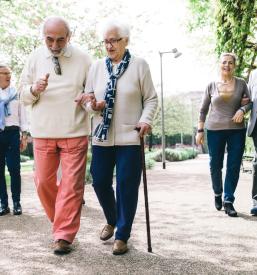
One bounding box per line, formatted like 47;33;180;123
0;154;257;274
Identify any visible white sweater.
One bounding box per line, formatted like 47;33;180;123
19;45;91;138
85;55;158;146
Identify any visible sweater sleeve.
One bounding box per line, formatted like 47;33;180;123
240;80;252;113
138;63;158;125
199;83;212;122
18;53;40;106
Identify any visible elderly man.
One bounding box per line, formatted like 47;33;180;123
19;17;91;254
0;64;28;216
247;69;257;216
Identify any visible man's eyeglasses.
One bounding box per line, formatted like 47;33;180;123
0;72;11;76
101;38;123;47
52;56;62;75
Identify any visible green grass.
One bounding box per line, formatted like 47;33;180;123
5;161;34;186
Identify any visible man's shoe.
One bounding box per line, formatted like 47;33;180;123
100;224;114;241
0;205;10;216
53;239;72;255
224;202;237;217
13;202;22;215
215;195;222;211
113;240;128;255
250;206;257;216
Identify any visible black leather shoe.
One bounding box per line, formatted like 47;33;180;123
13;202;22;215
0;205;10;216
215;196;222;211
250;206;257;216
224;202;237;217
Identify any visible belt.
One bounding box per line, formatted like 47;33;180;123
0;126;20;132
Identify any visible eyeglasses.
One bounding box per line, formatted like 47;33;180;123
101;38;123;47
52;56;62;75
0;72;11;76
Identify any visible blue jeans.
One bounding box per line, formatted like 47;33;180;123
0;128;21;206
207;129;246;203
91;145;142;242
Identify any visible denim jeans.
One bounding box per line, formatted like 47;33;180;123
91;145;142;242
0;128;21;206
207;129;246;203
251;123;257;199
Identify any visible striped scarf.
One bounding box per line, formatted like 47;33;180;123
94;49;131;141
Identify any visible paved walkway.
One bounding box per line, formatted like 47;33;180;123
0;154;257;274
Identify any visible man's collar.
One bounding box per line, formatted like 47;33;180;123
44;44;72;59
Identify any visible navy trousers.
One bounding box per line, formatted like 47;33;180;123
0;128;21;206
207;129;246;203
91;145;142;242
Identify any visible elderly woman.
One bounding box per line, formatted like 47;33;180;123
196;53;251;217
77;20;157;254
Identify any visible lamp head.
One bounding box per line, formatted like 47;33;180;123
174;52;182;58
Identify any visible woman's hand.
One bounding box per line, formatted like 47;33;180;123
195;132;204;145
232;109;244;123
75;93;95;105
91;99;106;111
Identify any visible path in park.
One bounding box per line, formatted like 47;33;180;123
1;154;257;274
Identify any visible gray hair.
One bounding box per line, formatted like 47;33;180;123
102;19;130;42
42;16;71;37
0;64;9;69
220;52;237;64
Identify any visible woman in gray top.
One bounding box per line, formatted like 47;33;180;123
196;53;251;217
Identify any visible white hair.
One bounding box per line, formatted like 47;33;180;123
0;64;9;69
102;19;130;42
42;16;71;37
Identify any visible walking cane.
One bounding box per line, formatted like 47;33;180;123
139;134;153;253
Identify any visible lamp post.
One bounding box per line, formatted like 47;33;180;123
159;48;182;169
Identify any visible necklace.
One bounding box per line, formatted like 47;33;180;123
218;77;234;85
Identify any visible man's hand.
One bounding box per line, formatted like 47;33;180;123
135;122;151;137
31;73;50;96
75;93;95;105
20;136;28;152
241;97;250;106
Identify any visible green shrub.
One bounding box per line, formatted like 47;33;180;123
146;147;198;162
20;155;30;162
145;154;156;169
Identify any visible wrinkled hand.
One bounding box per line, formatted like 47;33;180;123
241;97;250;106
135;122;151;137
75;93;95;105
32;73;50;95
195;133;204;145
20;137;28;152
232;109;244;123
91;99;106;111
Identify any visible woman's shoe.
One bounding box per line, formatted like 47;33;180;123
215;195;222;210
224;202;237;217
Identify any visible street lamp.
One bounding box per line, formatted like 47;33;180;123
159;48;182;169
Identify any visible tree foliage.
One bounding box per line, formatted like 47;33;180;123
187;0;257;77
152;96;193;139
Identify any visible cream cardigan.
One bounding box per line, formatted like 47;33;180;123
85;55;158;146
19;45;91;138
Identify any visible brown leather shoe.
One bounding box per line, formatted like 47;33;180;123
53;239;72;255
112;240;128;255
100;224;114;241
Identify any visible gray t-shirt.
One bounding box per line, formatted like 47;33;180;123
199;77;251;130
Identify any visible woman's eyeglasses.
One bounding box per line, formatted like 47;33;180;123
101;38;123;47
